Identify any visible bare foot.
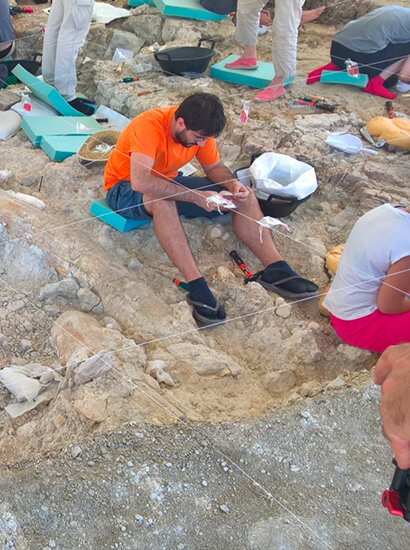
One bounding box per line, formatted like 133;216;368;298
299;6;325;27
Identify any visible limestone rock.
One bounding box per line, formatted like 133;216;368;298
161;19;202;44
77;287;103;314
146;360;176;387
73;388;108;423
2;238;57;288
263;370;296;397
105;30;145;59
21;175;38;187
39;278;80;302
326;377;347;391
121;14;163;44
168;343;241;378
51;310;124;364
60;350;113;390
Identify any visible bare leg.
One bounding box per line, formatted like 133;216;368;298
299;6;325;27
146;196;225;321
225;44;258;69
255;75;286;102
232;193;283;266
146;197;201;282
380;58;407;81
399;54;410;81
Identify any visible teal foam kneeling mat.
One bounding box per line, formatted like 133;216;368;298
210;55;295;89
320;70;368;88
90;198;151;232
22;116;102;147
11;64;89;116
40;135;90;162
152;0;227;21
128;0;153;5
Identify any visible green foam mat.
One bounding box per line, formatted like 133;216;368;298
152;0;227;21
22;116;102;147
320;70;368;88
90;198;151;232
40;135;90;162
11;64;88;116
128;0;154;5
210;55;294;89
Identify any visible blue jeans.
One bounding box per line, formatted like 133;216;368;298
106;174;225;220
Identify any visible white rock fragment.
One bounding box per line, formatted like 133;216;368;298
326;377;347;391
146;360;176;387
219;504;230;514
7;190;45;210
0;170;12;182
71;446;82;459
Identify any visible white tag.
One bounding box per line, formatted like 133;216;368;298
258;216;289;242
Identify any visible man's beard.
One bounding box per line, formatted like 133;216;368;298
175;129;196;148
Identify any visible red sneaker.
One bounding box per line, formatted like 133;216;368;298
225;57;258;70
306;62;341;84
363;76;397;99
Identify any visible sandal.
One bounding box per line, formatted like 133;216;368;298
186;296;226;326
248;261;318;298
257;275;319;298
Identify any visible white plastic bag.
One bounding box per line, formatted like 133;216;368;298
249;152;317;200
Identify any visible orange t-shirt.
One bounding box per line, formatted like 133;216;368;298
104;106;220;191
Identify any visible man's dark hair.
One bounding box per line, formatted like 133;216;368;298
175;93;226;137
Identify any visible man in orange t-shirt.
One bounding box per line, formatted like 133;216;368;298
104;93;318;325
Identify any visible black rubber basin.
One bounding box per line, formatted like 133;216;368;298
154;38;216;76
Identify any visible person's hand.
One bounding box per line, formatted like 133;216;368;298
197;190;221;212
375;344;410;469
227;180;250;202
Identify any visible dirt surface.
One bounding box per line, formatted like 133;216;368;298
1;382;409;549
0;2;409;547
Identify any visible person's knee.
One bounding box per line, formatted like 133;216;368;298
146;196;178;217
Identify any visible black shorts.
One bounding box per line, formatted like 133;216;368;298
331;40;410;79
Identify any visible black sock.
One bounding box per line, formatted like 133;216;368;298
262;261;297;283
188;277;226;319
262;261;318;293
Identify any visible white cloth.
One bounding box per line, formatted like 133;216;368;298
323;204;410;321
235;0;305;78
42;0;94;101
271;0;305;78
235;0;266;47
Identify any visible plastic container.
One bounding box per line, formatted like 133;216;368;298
154;39;216;76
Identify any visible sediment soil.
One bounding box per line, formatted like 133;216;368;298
0;0;409;547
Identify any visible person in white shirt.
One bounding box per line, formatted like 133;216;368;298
323;204;410;353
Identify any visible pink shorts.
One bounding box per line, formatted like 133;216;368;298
329;309;410;354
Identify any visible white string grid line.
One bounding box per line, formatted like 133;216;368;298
7;12;410;117
1;266;409;548
2;8;409;542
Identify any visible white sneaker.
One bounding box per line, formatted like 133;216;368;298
395;80;410;93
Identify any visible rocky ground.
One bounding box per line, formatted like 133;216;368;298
0;0;409;547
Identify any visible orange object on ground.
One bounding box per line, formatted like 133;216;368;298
104;106;219;191
325;244;345;275
318;283;331;316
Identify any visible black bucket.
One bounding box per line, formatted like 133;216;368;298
3;54;42;77
154;38;216;76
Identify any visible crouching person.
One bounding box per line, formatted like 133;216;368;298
323;204;410;353
103;93;318;325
